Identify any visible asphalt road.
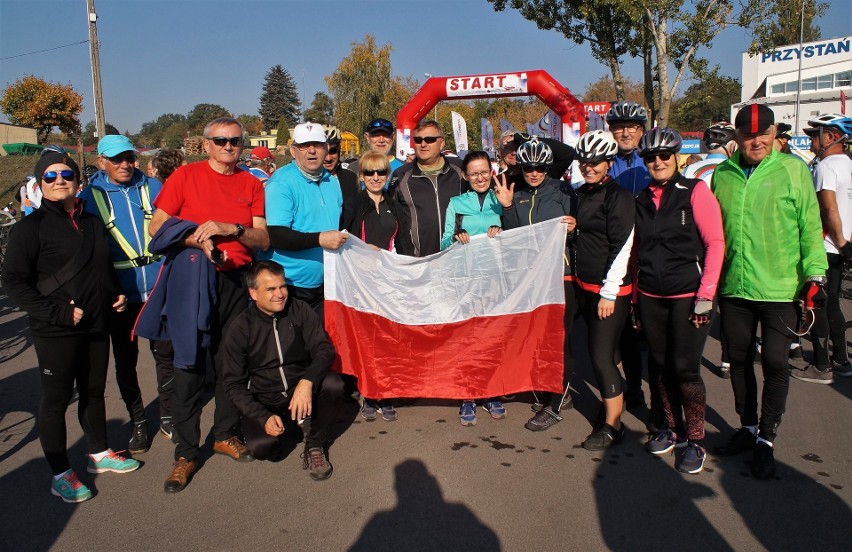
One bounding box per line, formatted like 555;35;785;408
1;293;850;551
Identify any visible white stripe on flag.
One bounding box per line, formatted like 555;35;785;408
324;218;566;325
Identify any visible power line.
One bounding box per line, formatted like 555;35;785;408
0;39;89;61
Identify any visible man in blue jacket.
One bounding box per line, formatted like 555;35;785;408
80;135;174;455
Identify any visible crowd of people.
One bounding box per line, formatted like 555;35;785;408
2;101;851;504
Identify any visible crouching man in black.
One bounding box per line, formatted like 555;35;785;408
221;260;343;481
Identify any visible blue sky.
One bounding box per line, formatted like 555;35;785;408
1;0;849;133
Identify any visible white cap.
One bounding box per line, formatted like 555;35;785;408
292;122;327;145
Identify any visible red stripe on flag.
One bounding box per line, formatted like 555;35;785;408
751;104;759;134
325;300;565;400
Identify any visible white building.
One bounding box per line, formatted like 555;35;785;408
733;36;851;133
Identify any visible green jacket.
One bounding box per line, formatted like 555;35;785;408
711;148;827;302
440;190;503;250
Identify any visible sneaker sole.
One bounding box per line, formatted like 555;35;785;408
460;418;477;427
678;460;705;474
87;464;140;474
790;373;833;384
309;468;333;481
647;443;676;455
51;487;92;503
381;415;398;422
360;413;378;421
128;445;150;455
482;406;507;419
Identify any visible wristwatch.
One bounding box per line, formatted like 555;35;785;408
806;275;827;285
234;223;245;239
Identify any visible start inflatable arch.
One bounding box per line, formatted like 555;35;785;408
394;69;585;160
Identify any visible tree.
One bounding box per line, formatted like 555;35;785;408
237;114;263;135
162;122;189;149
302;92;335;125
0;75;83;142
668;70;741;131
582;76;646;104
258;64;300;130
81;120;120;146
489;1;638;100
326;35;397;146
745;0;827;53
186;103;231;135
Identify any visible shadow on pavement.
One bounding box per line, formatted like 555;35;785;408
0;306;32;365
348;459;500;552
0;366;40;463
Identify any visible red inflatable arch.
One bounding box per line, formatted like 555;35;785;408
394;69;585;160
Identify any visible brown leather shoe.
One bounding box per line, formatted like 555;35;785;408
164;457;198;493
213;436;255;462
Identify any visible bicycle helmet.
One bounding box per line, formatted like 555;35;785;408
803;114;852;139
637;127;683;157
41;144;67;155
575;130;618;163
323;125;342;145
605;101;648;124
516;137;553;166
702;122;736;150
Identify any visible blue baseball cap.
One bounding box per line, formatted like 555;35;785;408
97;135;137;157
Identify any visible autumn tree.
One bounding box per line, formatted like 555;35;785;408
582;76;646;104
745;0;827;53
259;65;300;130
302;92;335;125
237;114;263;135
1;75;83;142
186;103;231;135
669;70;741;131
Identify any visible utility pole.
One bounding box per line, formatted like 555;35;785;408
86;0;106;139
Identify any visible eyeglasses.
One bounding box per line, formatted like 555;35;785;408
362;169;388;177
367;120;394;131
610;125;643;134
208;136;243;147
413;136;441;144
466;171;491;179
104;152;136;165
522;164;548;173
642;153;673;163
42;170;76;184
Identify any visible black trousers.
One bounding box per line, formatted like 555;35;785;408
810;252;848;367
574;286;630;399
242;372;344;457
542;280;577;411
171;269;247;461
34;333;110;475
720;297;796;442
108;303;175;423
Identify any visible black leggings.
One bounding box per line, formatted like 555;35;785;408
34;333;110;475
637;294;709;441
574;286;629;399
542;280;578;411
720;297;796;442
242;373;344;457
810;252;847;366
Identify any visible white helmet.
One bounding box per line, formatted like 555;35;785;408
575;130;618;163
516;137;553;166
323;125;342;145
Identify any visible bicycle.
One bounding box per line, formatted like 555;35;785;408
0;209;16;274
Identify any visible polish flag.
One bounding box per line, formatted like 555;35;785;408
324;219;567;400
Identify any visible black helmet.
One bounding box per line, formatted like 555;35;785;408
605;101;647;125
703;122;736;150
637;128;683;157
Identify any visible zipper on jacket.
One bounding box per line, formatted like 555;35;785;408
272;317;289;397
120;187;148;300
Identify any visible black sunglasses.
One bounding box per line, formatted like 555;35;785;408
521;164;548;173
209;136;243;147
104;152;136;165
642;153;673;163
363;169;389;177
42;170;76;184
368;120;393;130
413;136;441;144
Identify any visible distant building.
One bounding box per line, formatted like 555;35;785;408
733;35;851;133
0;122;38;155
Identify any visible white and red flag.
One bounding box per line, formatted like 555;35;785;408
324;219;566;400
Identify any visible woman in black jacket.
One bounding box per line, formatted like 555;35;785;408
2;152;137;503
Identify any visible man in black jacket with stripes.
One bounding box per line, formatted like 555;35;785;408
221;260;342;480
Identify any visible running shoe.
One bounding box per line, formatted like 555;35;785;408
483;400;507;419
51;471;92;503
459;401;477;426
720;362;731;379
831;359;852;377
751;441;776;480
582;423;625;451
677;442;706;474
791;365;833;385
360;399;378;421
715;427;756;456
159;417;173;440
128;421;149;454
302;447;333;481
524;407;562;431
646;429;686;455
87;449;141;474
379;401;398;422
789;343;803;359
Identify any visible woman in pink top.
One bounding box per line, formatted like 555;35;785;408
631;128;724;474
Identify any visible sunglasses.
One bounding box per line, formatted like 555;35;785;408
363;169;388;177
367;120;394;131
642;153;673;163
42;170;76;184
522;164;548;173
209;136;243;147
104;152;136;165
413;136;441;144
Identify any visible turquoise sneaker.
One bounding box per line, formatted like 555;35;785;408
87;449;141;474
51;471;93;503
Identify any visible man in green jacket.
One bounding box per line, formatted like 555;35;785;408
711;103;828;480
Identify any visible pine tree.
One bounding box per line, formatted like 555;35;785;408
259;65;300;130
